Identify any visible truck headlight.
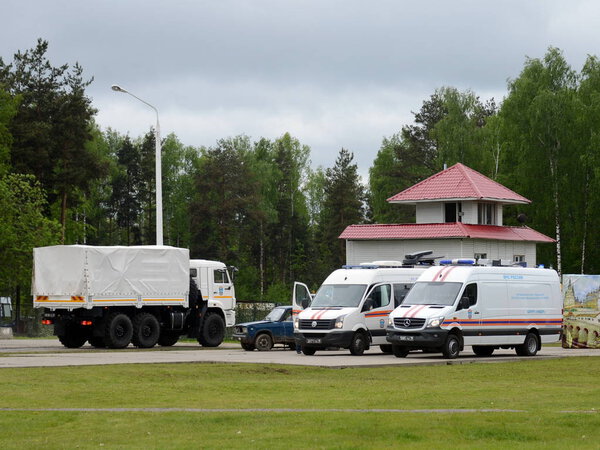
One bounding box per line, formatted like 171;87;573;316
427;316;444;328
334;315;345;329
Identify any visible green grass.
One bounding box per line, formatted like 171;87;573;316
1;357;599;448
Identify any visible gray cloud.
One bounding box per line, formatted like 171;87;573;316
3;0;600;178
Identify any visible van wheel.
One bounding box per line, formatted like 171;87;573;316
380;344;393;354
472;345;494;357
392;344;409;358
516;333;539;356
197;312;225;347
255;333;273;351
442;334;460;359
349;332;367;356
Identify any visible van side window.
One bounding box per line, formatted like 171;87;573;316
464;283;477;307
393;284;413;307
367;285;391;309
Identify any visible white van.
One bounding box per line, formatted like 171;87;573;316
293;262;427;355
386;261;562;359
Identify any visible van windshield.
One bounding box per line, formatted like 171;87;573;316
311;284;367;308
402;282;462;306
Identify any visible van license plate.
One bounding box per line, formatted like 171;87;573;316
306;338;321;344
399;336;414;341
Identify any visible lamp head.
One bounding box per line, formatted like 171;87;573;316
111;84;127;93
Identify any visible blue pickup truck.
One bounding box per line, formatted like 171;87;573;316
233;305;295;351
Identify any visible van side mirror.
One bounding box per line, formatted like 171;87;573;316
301;298;310;309
362;298;374;312
458;296;470;311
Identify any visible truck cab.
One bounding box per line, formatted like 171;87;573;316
190;259;236;327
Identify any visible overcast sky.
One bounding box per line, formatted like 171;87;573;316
2;1;600;179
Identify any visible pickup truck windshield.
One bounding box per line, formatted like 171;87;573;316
402;282;462;306
265;307;286;322
310;284;367;308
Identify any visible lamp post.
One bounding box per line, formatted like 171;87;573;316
111;85;163;246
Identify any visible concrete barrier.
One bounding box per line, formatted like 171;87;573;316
0;327;13;339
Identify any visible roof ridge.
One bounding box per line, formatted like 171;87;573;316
386;164;453;201
456;163;484;199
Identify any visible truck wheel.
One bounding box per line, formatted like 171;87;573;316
158;331;180;347
380;344;393;354
255;333;273;351
349;332;367;356
442;334;460;359
104;313;133;349
58;323;87;348
392;344;409;358
132;313;160;348
302;347;316;355
241;342;255;351
197;312;225;347
88;336;106;348
472;345;494;357
516;333;539;356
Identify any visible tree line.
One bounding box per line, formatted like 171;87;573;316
1;40;600;316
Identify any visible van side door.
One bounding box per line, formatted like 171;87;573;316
293;282;312;316
453;282;480;345
362;284;393;339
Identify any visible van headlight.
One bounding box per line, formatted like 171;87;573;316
293;317;299;330
427;316;445;328
388;316;395;327
334;315;345;329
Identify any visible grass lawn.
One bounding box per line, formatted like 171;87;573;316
0;357;598;448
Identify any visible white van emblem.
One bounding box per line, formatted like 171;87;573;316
403;318;411;327
311;321;317;328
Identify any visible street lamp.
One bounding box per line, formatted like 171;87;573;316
111;84;163;246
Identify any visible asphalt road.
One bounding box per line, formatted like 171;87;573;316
0;338;598;369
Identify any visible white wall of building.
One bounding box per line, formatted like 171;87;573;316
345;239;537;266
415;203;442;223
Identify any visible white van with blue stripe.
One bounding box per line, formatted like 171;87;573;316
386;260;562;359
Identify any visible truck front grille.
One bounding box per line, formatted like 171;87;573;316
393;317;426;329
299;319;335;330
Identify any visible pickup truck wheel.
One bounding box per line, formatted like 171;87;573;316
516;332;539;356
241;342;255;351
472;345;494;357
255;333;273;351
58;323;87;348
158;331;179;347
392;344;409;358
197;312;225;347
88;336;106;348
442;334;460;359
302;347;316;355
104;313;133;349
132;313;160;348
349;332;367;356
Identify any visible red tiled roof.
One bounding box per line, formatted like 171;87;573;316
387;163;530;204
339;223;554;243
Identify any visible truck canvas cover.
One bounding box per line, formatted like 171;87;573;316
33;245;189;303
